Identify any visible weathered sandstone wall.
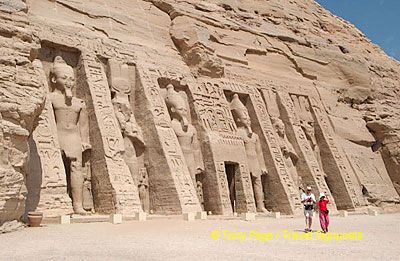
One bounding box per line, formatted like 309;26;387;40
1;0;399;223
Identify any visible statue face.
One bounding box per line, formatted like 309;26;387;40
172;104;188;120
305;124;314;136
52;67;75;99
114;102;132;120
235;110;251;128
275;120;285;136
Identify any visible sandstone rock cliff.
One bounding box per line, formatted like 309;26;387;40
0;0;399;223
0;0;45;224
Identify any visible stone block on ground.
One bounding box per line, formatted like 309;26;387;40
60;215;71;224
109;214;123;224
368;209;378;216
134;212;147;221
195;211;207;220
272;212;280;219
241;212;256;221
339;210;348;217
183;212;195;221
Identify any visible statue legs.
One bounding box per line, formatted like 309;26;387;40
252;175;269;213
70;157;87;215
139;185;150;213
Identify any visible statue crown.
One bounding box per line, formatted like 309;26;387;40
51;56;73;75
230;93;246;113
165;84;186;108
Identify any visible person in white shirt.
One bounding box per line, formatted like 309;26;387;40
301;186;316;232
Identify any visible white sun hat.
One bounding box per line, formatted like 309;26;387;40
319;192;325;198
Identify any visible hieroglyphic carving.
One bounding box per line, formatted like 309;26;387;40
251;89;302;214
33;114;64;184
136;64;200;212
137;67;171;127
215;133;244;146
277;91;337;210
237;163;256;213
80;53;141;214
192;80;236;133
158;127;199;207
308;96;366;208
215;162;231;211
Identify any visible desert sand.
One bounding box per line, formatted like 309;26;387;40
1;213;399;260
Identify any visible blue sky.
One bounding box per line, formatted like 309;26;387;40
315;0;400;61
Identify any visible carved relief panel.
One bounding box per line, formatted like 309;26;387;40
103;58;149;212
134;64;201;214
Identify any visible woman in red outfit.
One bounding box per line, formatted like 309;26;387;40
318;193;329;233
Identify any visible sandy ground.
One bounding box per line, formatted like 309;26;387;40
1;213;399;260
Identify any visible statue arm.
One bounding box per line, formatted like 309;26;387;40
256;135;267;174
193;128;205;173
287;140;299;163
128;115;145;147
79;102;91;152
114;110;126;131
305;131;317;148
121;114;145;148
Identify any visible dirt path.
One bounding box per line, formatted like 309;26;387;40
1;213;399;260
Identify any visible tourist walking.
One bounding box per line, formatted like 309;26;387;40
318;193;330;233
301;186;316;232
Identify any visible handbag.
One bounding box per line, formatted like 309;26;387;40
324;209;329;214
304;205;313;210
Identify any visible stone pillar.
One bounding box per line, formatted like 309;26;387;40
134;64;201;214
308;96;367;209
78;53;141;215
249;90;302;215
275;91;338;211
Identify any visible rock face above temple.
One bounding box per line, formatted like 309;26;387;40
1;0;399;224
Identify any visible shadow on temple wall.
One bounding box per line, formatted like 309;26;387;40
25;135;43;218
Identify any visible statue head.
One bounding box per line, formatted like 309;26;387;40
111;78;130;95
108;59;131;95
112;96;132;121
301;120;315;136
50;56;75;103
230;93;251;130
272;117;285;137
165;84;189;129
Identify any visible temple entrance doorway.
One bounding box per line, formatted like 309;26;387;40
225;162;239;212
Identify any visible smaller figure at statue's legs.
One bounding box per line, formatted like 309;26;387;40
69;157;86;214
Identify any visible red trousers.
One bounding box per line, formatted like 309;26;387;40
319;211;329;232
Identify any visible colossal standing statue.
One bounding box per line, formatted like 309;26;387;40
164;84;205;206
272;117;301;191
113;97;148;212
49;56;91;215
230;93;268;213
108;59;149;212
